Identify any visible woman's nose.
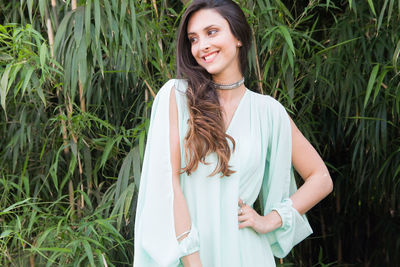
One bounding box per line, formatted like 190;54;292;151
199;38;210;51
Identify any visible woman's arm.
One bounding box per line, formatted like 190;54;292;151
169;87;202;266
289;117;333;214
238;117;333;234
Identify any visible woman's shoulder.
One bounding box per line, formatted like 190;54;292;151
247;90;290;130
247;89;287;114
156;79;187;98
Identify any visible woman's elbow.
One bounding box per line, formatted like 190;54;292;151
322;172;333;196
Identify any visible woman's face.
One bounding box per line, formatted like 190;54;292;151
187;8;242;80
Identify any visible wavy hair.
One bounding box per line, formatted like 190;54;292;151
176;0;251;177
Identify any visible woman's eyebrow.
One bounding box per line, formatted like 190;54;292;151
187;24;218;35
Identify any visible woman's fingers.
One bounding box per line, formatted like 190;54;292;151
237;202;249;215
238;205;263;231
237;205;275;234
238;198;244;207
238;210;248;220
238;219;253;229
238;206;254;222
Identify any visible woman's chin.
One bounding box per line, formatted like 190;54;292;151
203;66;221;76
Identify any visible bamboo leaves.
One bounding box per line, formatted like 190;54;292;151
393;39;400;71
0;66;11;113
0;0;399;266
0;24;54;115
53;11;73;57
367;0;377;17
364;64;380;108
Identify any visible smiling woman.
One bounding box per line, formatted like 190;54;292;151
133;1;333;267
187;9;242;80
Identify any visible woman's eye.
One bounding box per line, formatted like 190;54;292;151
208;29;217;35
189;37;197;43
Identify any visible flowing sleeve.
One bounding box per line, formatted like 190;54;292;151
134;79;200;267
260;98;313;258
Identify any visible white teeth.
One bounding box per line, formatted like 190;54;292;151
204;52;217;62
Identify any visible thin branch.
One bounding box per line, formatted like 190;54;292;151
251;30;263;94
72;0;77;10
71;0;86;113
46;17;54;58
152;0;158;17
51;0;59;29
144;80;156;98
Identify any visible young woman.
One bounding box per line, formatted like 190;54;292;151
134;1;333;266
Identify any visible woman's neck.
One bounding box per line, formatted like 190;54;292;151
212;70;243;85
217;84;246;104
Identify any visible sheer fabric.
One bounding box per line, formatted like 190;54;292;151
133;79;312;267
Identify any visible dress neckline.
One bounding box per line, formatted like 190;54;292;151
225;88;249;134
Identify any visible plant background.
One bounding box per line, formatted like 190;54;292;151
0;0;399;266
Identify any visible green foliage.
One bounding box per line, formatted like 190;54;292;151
0;175;129;266
0;23;59;116
0;0;399;266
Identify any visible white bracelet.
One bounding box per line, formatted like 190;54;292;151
176;229;191;241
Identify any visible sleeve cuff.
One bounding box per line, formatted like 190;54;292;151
178;224;200;258
266;198;313;258
271;198;293;230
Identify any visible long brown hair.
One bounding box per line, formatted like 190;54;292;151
176;0;251;177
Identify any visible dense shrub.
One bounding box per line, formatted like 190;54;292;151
0;0;399;266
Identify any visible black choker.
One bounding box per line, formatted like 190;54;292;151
212;77;245;90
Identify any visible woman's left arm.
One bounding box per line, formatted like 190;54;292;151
289;117;333;214
238;117;333;234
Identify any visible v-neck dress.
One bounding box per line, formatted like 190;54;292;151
133;79;313;267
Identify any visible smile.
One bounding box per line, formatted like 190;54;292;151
202;51;219;63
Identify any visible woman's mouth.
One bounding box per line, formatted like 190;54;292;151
202;51;219;63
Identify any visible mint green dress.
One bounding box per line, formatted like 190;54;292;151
134;79;312;267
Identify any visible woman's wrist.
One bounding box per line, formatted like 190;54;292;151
262;210;282;233
181;251;202;267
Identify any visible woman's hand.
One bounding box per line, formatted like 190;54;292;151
238;198;282;234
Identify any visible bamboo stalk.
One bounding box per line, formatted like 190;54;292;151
45;2;70;157
46;13;54;58
70;0;85;217
251;30;263;94
78;72;86;112
66;95;84;218
71;0;87;113
51;0;59;29
101;253;108;267
69;179;75;220
61;112;69;154
72;0;77;10
158;39;171;79
144;80;156;98
152;0;158;17
29;254;34;267
273;78;280;99
77;197;82;218
153;0;170;80
4;247;15;267
48;0;74;222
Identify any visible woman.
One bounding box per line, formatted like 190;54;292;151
134;0;333;266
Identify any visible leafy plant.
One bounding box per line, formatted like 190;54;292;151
0;0;399;266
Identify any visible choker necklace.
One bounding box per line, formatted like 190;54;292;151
212;77;245;90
